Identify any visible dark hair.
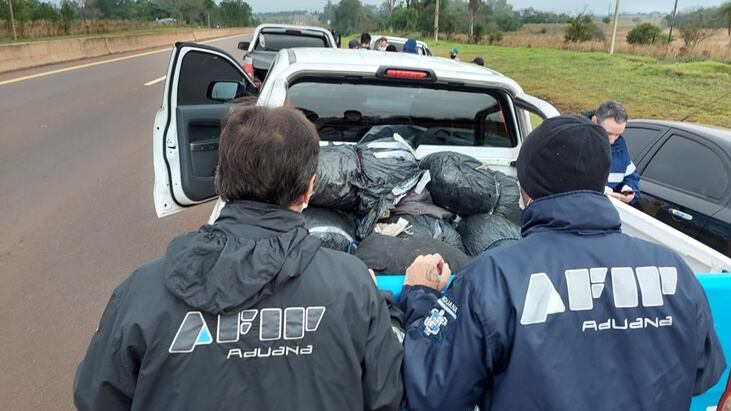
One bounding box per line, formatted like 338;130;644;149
216;106;320;207
472;57;485;66
348;39;360;49
360;32;371;44
386;44;398;52
594;101;628;124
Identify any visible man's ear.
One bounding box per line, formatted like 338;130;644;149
302;174;316;205
591;115;598;124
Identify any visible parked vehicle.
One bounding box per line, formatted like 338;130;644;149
622;120;731;257
237;24;338;84
368;35;433;56
152;44;731;410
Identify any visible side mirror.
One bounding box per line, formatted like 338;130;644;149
237;41;250;51
208;81;241;102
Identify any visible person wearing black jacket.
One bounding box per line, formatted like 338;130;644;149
74;105;405;411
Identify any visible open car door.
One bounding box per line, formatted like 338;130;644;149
153;42;258;218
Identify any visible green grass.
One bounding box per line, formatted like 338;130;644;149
428;40;731;128
343;35;731;128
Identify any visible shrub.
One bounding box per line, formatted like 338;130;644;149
679;23;713;48
564;15;605;43
472;24;485;43
627;23;663;44
488;31;503;44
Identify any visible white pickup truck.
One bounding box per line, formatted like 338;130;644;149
152;44;731;409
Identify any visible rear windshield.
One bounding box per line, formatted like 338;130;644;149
255;32;328;51
373;42;404;51
287;80;516;148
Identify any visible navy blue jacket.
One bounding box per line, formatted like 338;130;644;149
400;191;725;411
608;136;641;204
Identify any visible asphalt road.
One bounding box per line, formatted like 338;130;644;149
0;33;251;410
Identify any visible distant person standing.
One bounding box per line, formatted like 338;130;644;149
449;48;460;60
403;39;418;54
360;32;372;49
585;101;640;205
377;37;389;51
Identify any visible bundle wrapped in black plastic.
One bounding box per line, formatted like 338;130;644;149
303;208;357;252
352;136;424;239
385;214;465;252
310;144;360;210
458;214;521;257
355;234;471;274
419;152;500;216
493;172;522;226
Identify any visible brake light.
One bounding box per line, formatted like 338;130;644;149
384;69;429;79
243;63;254;78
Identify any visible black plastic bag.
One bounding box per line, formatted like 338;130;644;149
493;172;522;226
352;137;423;239
355;234;471;274
458;214;521;257
311;145;360;210
419;152;500;216
304;208;357;252
385;214;465;252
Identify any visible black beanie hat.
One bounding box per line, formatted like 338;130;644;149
517;115;611;199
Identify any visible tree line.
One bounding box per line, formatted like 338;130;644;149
1;0;256;38
320;0;731;47
321;0;560;42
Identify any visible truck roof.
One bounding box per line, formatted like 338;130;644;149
255;24;333;34
280;48;522;93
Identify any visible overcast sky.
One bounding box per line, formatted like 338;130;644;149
250;0;725;14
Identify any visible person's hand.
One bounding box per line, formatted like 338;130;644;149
604;186;614;195
607;191;634;204
608;190;634;204
619;190;635;204
405;254;451;292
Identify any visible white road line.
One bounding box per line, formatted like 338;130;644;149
144;76;166;86
0;32;248;87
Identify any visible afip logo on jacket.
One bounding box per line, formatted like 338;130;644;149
520;266;677;329
169;306;326;354
422;296;458;337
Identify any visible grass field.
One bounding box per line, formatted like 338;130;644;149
430;42;731;128
350;36;731;128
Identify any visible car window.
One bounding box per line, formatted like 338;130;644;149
643;135;728;201
177;50;244;105
287;80;516;147
623;126;662;161
256;33;328;51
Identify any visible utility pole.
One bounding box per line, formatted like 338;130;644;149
609;0;621;54
434;0;440;41
668;0;679;43
8;0;18;41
